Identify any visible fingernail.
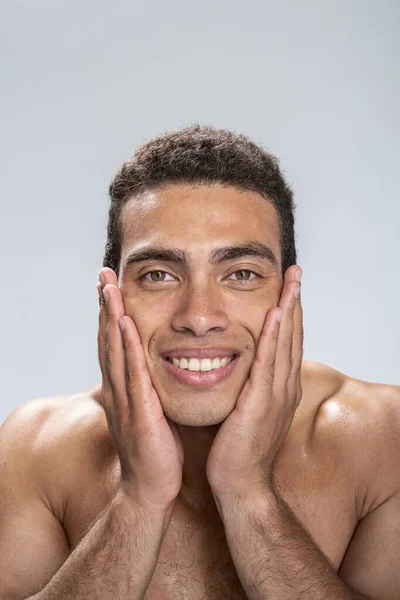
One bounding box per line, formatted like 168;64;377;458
295;268;303;283
98;271;104;286
295;285;301;298
103;290;109;303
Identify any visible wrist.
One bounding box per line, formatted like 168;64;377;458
114;487;176;529
213;484;279;523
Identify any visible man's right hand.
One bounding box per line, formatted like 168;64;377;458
97;268;184;512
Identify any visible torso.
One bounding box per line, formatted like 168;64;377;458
39;360;370;600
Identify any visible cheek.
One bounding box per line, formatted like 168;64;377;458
234;277;281;334
250;305;274;341
122;297;160;341
228;297;276;345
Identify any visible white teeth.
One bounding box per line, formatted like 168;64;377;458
171;356;233;372
189;358;202;371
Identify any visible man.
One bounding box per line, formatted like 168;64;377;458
1;124;399;600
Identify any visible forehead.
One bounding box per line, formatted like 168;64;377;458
120;183;280;259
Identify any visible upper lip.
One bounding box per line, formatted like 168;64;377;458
161;347;240;359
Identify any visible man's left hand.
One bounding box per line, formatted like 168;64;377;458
206;265;304;503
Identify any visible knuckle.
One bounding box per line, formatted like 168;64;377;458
272;326;280;341
264;373;275;387
105;345;114;372
120;330;130;350
98;292;106;309
97;329;106;347
264;364;275;385
298;328;304;349
125;365;135;388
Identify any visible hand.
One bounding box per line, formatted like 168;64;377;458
97;268;184;512
206;265;303;503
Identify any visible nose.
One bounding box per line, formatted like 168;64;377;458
170;282;229;336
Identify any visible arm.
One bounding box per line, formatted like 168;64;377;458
0;402;71;600
31;490;173;600
0;400;173;600
218;383;400;600
207;267;358;599
205;264;400;600
219;489;372;600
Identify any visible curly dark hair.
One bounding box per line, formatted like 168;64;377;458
103;124;297;278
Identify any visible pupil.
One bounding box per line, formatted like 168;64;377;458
151;271;164;281
237;270;249;280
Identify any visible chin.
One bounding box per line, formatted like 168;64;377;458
161;400;235;427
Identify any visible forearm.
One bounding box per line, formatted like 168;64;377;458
219;490;371;600
31;490;173;600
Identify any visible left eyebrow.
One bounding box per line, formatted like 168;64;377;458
122;241;280;271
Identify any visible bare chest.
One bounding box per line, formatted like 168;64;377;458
62;441;357;600
143;505;248;600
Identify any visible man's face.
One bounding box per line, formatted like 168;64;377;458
118;183;283;426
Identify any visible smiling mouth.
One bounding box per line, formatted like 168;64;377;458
164;355;237;372
162;353;240;388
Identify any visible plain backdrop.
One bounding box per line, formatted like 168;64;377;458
1;0;399;425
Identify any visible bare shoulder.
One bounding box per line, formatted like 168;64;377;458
2;390;113;523
300;359;347;399
306;360;400;519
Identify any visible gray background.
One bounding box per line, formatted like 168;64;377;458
1;0;399;425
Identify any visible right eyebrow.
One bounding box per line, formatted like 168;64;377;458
122;242;280;272
124;247;189;269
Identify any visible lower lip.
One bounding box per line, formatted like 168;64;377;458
163;355;240;388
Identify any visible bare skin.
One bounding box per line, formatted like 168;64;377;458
26;361;399;600
1;183;400;599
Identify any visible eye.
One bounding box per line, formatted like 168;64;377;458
140;270;175;283
227;269;259;283
138;269;260;285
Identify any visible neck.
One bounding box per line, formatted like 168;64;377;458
176;422;221;511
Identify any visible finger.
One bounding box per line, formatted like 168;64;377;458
238;306;282;418
118;315;164;426
102;283;130;419
99;267;119;287
273;267;301;396
99;268;163;427
287;284;304;403
97;267;120;402
97;281;113;410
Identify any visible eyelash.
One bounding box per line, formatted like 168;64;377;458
139;269;261;285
